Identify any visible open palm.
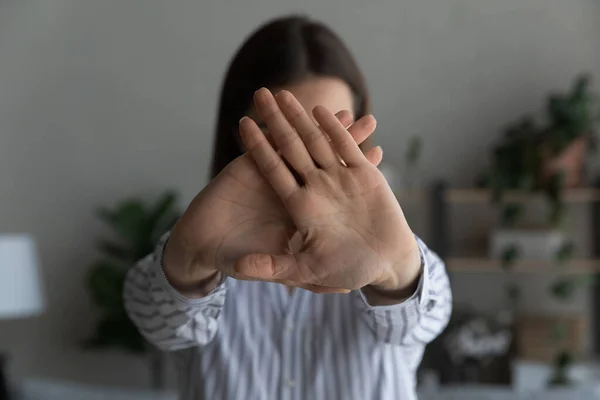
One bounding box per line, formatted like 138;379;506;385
169;109;382;289
236;89;420;292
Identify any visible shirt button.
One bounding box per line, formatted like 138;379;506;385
426;299;436;311
286;379;296;388
285;322;294;331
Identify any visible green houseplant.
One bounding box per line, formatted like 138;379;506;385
84;190;180;389
483;74;598;227
479;74;599;386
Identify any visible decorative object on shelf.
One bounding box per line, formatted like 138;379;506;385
0;234;46;400
83;191;180;390
490;229;567;262
421;310;514;385
445;315;512;368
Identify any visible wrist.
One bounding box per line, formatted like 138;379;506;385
162;235;219;296
371;238;422;293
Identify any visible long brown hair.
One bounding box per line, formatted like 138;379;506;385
210;15;370;178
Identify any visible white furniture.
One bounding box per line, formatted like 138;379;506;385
490;229;566;261
419;385;600;400
17;379;177;400
513;360;600;392
14;378;600;400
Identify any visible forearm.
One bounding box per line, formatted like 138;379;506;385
124;233;227;351
356;237;452;346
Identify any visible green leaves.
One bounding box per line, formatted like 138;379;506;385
548;351;573;386
97;240;133;264
84;315;146;354
87;260;127;314
148;191;180;245
405;136;423;166
500;244;520;270
554;241;575;266
550;277;579;302
482;74;598;229
500;203;524;227
85;190;180;354
546;73;597;155
96;191;180;262
97;200;149;257
546;171;566;228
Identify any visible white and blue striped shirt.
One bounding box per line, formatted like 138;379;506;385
124;235;452;400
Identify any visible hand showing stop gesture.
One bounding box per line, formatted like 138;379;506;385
235;88;421;292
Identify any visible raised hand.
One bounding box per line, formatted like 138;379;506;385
163;107;382;296
235;88;421;292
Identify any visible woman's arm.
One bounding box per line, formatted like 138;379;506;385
123;233;227;351
354;237;452;367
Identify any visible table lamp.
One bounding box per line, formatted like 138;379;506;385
0;235;45;400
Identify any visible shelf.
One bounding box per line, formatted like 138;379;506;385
395;189;427;203
446;257;600;274
445;188;600;204
395;188;600;204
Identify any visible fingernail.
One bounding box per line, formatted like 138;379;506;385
239;116;248;124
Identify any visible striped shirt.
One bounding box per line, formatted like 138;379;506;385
124;234;452;400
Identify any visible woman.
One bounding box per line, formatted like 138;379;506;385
124;15;452;400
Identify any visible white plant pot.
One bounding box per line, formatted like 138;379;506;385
490;229;566;261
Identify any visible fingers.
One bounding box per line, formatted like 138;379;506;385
347;114;377;147
275;90;340;169
335;110;354;129
238;116;299;200
314;106;376;167
364;145;383;166
298;285;350;294
262;109;353;155
234;252;299;281
254;88;315;178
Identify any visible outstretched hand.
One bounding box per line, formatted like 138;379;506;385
164;95;383;296
235;88;421;293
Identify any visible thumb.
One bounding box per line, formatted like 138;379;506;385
234;253;350;294
234;253;299;282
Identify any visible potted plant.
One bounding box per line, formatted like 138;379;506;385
541;75;598;188
482;74;598;226
84;191;180;390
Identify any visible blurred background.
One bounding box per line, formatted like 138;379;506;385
2;0;600;399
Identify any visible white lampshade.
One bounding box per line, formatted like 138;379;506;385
0;234;45;318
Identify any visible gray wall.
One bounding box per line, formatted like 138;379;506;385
1;0;599;389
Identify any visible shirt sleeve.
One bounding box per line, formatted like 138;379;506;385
354;237;452;369
123;233;228;351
